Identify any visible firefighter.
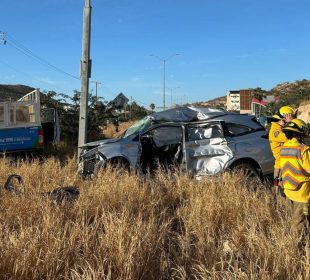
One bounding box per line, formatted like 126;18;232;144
269;106;295;193
280;119;310;238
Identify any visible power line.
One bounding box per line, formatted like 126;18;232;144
1;31;80;80
0;59;36;80
0;59;73;95
0;54;151;108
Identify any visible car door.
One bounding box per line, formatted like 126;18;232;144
185;121;233;176
223;122;274;175
138;124;185;172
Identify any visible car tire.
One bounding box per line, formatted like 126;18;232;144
231;163;259;179
108;157;130;171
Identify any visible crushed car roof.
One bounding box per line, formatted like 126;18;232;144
150;106;232;122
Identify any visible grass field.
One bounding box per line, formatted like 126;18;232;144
0;156;309;279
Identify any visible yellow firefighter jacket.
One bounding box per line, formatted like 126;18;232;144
269;122;288;169
280;138;310;203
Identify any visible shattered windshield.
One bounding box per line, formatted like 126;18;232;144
123;117;153;138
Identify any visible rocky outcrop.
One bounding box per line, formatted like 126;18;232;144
297;103;310;123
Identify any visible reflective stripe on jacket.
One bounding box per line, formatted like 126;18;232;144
280;138;310;203
269;122;288;169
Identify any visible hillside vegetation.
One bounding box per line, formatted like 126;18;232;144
271;79;310;96
196;79;310;110
0;158;309;279
0;84;35;101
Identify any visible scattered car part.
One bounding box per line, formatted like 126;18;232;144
2;174;80;204
44;186;80;204
4;174;24;195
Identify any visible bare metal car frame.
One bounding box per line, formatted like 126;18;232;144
79;107;274;178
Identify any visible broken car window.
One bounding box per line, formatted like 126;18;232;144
123;117;152;138
226;123;253;136
187;123;223;141
147;126;182;148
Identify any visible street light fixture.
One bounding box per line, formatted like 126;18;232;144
150;53;180;109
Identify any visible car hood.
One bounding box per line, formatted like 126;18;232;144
80;138;121;149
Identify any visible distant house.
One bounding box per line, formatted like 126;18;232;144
108;93;129;110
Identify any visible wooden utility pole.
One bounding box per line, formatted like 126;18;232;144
78;0;92;157
91;80;101;101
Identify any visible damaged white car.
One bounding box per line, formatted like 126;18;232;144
79;107;274;178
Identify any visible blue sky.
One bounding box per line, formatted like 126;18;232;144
1;0;310;109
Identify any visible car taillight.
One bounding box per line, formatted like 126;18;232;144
38;128;44;147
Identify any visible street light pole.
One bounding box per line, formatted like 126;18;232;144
163;59;166;109
166;86;180;108
150;54;180;110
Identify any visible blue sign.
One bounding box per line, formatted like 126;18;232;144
0;126;40;152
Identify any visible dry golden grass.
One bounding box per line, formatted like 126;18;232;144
300;100;310;106
0;157;309;279
101;121;136;139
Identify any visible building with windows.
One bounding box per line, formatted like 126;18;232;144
226;90;252;114
227;89;279;116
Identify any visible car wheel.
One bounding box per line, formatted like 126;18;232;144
231;163;259;179
108;157;130;171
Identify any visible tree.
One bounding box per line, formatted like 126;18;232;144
252;87;267;117
252;87;267;101
262;102;277;116
43;90;110;142
129;101;149;119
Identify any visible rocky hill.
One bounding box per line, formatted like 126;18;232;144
0;84;35;101
199;79;310;109
269;79;310;105
193;95;226;108
297;101;310;123
271;79;310;95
